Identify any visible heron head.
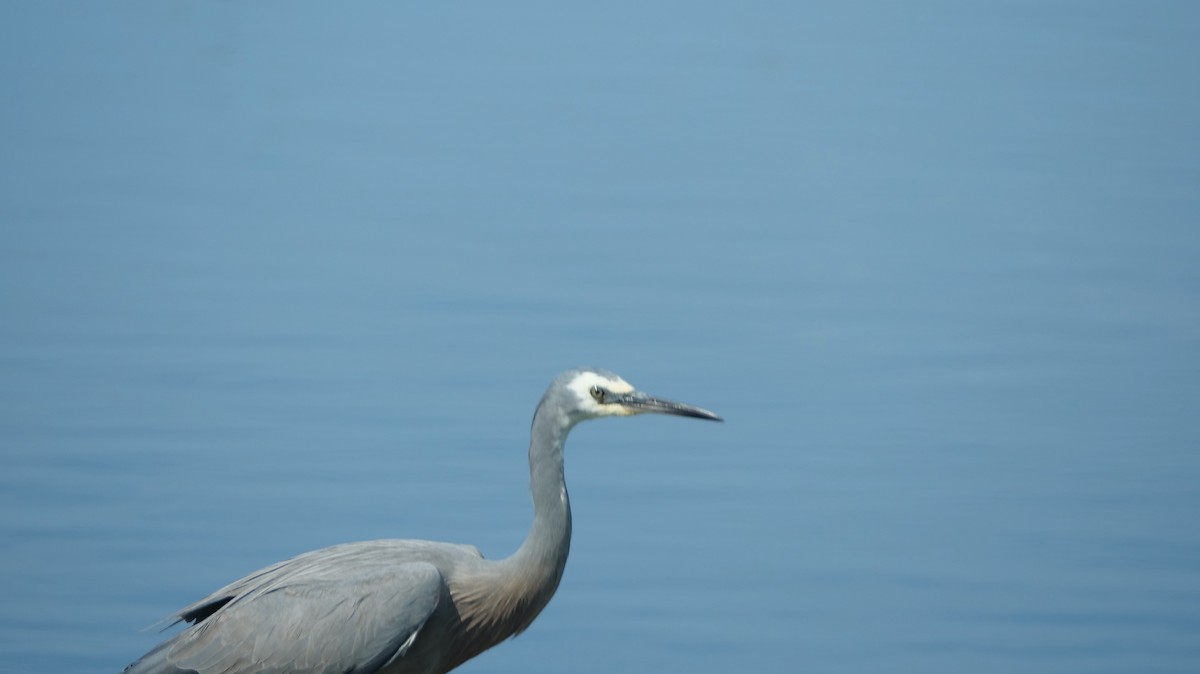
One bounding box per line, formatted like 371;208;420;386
556;368;722;423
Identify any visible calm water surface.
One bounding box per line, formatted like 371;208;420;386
2;3;1198;673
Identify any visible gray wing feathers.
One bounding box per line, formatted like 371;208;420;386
130;562;443;674
173;558;293;625
172;540;480;626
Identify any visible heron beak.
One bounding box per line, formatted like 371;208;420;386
612;390;723;421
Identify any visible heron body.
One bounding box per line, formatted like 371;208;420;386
121;368;720;674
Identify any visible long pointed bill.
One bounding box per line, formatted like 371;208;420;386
613;391;723;421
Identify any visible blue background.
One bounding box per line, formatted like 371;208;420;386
2;3;1198;673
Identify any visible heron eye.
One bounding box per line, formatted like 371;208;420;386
589;385;605;402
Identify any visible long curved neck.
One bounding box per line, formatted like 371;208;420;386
497;401;574;611
444;404;577;667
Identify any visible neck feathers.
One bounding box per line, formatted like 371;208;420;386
447;403;575;665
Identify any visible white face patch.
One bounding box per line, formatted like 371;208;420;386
565;371;638;418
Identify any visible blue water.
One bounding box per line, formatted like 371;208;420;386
2;3;1198;673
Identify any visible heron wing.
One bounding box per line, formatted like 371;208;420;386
171;540;481;627
153;561;443;674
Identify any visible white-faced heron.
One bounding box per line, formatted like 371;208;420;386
120;367;721;674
